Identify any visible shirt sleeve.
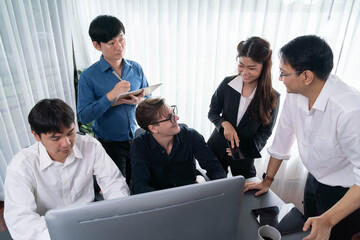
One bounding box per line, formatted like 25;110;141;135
208;80;226;132
4;168;51;240
191;129;227;180
267;94;296;160
138;65;151;99
77;72;113;124
337;108;360;186
93;140;130;199
130;138;157;194
138;64;149;88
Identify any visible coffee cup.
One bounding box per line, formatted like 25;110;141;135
258;225;281;240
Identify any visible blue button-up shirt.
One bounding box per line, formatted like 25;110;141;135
77;55;149;141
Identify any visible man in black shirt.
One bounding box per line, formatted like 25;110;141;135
130;97;226;194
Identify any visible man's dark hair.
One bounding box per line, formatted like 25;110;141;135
28;98;75;137
279;35;333;80
136;97;166;131
88;15;125;44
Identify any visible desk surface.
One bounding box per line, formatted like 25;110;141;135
239;181;309;239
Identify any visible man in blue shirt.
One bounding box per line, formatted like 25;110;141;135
77;15;149;185
130;97;226;194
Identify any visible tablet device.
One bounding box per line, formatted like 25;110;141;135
112;83;162;107
226;138;261;160
251;203;306;235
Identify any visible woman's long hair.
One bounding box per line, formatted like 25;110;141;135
237;37;277;126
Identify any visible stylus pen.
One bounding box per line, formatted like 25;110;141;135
112;71;124;81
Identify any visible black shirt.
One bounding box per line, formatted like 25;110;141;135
130;126;226;194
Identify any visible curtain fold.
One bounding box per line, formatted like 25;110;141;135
0;0;359;204
0;0;74;200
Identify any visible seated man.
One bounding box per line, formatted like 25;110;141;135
4;99;130;240
130;97;226;194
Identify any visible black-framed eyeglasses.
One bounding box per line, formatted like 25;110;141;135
279;71;302;78
150;105;178;125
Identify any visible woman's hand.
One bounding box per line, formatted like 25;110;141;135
221;121;239;149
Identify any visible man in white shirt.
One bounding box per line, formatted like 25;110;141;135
4;98;130;240
245;35;360;240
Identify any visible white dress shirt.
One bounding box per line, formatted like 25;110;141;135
268;75;360;188
228;75;256;126
4;134;130;240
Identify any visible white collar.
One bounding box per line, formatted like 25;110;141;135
39;138;83;170
296;74;337;113
228;75;256;99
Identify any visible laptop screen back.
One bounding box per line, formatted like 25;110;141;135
45;176;244;240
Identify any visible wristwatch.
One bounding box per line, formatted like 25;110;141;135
262;172;274;182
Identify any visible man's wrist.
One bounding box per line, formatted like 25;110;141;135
106;92;116;102
262;172;274;183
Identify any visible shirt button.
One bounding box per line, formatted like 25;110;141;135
162;151;165;154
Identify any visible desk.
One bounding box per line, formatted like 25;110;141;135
0;179;309;240
239;179;309;239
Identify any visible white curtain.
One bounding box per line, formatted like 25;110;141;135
0;0;359;205
71;0;360;208
0;0;75;200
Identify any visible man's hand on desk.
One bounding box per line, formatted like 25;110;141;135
302;215;332;240
244;180;271;197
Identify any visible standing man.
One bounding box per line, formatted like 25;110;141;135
77;15;149;185
130;97;226;194
4;99;129;240
245;35;360;240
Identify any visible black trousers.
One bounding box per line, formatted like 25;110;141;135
96;137;132;186
220;155;256;179
304;173;360;240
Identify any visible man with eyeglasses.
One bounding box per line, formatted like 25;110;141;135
130;97;226;194
245;35;360;240
77;15;149;187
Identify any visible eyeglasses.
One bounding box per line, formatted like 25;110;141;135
279;71;302;78
150;105;178;125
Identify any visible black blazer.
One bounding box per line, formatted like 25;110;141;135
207;75;280;160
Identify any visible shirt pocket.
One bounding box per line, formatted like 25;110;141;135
73;173;94;200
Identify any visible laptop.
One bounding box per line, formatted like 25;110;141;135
45;176;245;240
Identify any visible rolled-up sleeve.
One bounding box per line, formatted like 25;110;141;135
337;109;360;186
267;94;296;160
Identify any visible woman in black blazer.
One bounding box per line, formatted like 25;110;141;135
208;37;280;178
